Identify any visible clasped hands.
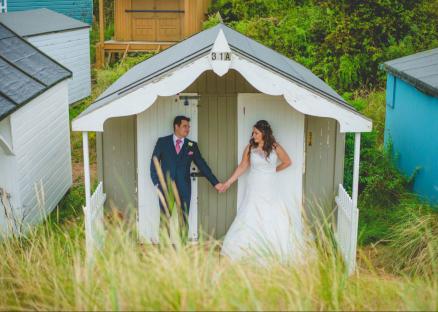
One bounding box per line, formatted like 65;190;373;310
214;181;231;193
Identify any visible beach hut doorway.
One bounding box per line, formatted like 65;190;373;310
136;95;199;242
196;94;238;239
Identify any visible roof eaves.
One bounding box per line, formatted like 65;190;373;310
383;63;438;98
82;51;364;122
92;45;214;106
228;45;356;112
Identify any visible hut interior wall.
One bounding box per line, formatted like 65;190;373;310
184;70;259;238
101;116;137;217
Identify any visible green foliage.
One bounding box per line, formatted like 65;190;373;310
208;0;438;92
52;183;86;224
343;131;409;245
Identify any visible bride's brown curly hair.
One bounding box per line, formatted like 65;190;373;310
248;120;277;158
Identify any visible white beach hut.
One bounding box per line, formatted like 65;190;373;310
72;24;372;273
0;23;72;236
0;8;91;105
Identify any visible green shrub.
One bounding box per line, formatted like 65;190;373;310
207;0;438;92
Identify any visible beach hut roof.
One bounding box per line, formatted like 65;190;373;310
0;23;72;121
383;48;438;98
0;8;89;38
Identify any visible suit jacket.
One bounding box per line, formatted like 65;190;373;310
150;134;219;211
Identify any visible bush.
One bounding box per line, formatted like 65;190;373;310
207;0;438;92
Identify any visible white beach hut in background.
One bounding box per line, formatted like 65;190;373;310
0;8;91;105
0;23;72;236
73;24;372;273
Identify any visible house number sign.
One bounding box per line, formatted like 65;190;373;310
210;52;231;61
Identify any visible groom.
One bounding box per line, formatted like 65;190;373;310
150;116;224;227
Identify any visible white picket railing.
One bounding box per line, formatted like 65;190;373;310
335;184;359;275
0;0;7;13
83;181;106;262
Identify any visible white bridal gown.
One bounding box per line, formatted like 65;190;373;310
221;148;306;264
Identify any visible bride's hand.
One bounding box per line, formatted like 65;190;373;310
221;181;231;193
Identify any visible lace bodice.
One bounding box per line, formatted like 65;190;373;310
249;147;278;174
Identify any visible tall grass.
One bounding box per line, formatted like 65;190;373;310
386;199;438;277
1;210;437;311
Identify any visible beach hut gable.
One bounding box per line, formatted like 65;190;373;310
72;24;372;133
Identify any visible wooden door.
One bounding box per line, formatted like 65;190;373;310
155;0;183;42
131;0;156;41
131;0;183;42
136;95;198;243
303;116;340;223
198;94;237;239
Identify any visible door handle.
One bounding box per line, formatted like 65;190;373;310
190;172;204;178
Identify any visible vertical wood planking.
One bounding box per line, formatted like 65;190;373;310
304;116;339;222
225;95;237;231
197;94;238;238
102;116;137;216
188;70;257;238
198;94;209;235
114;0;132;41
208;96;218;236
216;95;227;236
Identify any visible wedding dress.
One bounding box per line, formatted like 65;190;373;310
221;148;306;264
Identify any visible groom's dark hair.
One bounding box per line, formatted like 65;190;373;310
173;115;191;130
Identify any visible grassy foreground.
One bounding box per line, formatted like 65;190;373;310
1;214;437;311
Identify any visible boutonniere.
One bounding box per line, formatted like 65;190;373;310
188;142;193;147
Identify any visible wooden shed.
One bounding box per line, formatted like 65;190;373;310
96;0;211;67
0;23;72;236
2;0;93;24
0;8;91;105
382;48;438;205
73;24;372;273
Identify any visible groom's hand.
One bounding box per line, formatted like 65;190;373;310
215;183;225;193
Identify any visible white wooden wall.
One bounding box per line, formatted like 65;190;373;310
237;94;305;231
28;28;91;105
9;81;72;227
0;117;21;235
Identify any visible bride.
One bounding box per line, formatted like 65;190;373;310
219;120;305;264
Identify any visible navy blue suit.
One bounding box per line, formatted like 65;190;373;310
150;135;219;220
